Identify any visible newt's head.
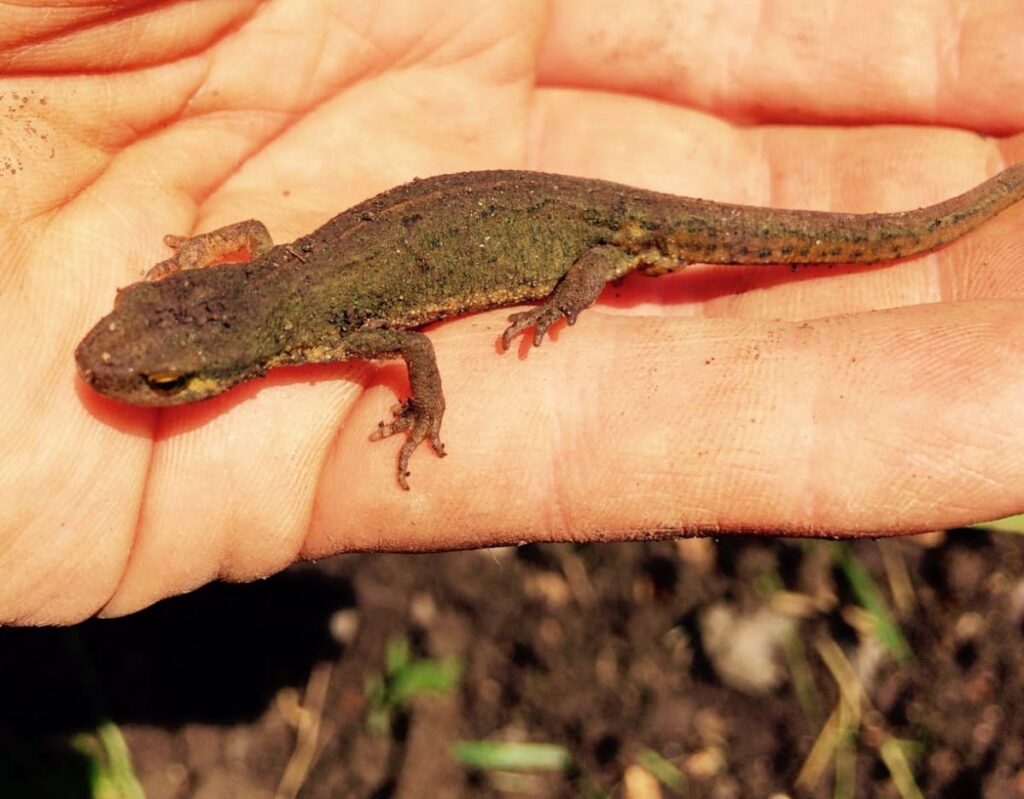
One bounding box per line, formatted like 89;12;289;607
75;268;272;406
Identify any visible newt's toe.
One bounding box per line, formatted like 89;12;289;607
501;305;564;350
371;399;445;489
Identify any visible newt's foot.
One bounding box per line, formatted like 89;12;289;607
371;401;446;490
501;303;573;350
145;235;211;280
145;220;274;281
500;245;629;349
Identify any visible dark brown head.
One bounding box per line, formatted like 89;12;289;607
75;270;267;406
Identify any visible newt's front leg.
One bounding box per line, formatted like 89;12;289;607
145;220;274;280
344;329;446;490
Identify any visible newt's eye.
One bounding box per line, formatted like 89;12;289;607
144;371;190;395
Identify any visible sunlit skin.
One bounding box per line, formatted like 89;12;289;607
1;2;1022;623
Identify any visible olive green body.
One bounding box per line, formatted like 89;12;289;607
76;166;1024;406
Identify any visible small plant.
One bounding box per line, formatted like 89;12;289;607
365;637;461;731
69;721;146;799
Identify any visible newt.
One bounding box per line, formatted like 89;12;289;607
75;166;1024;488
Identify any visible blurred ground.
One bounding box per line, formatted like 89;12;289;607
2;528;1023;798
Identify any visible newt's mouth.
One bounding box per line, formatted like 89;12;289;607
75;335;248;407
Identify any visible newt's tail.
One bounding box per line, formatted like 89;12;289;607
684;163;1024;265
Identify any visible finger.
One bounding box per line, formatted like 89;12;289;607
539;0;1024;130
532;88;1024;314
309;299;1024;552
97;365;366;618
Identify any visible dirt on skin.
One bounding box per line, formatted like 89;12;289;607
2;528;1024;798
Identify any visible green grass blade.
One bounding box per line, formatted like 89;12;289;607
834;544;912;664
973;514;1024;534
637;748;686;791
453;741;572;772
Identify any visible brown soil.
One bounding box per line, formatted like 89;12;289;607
2;529;1023;798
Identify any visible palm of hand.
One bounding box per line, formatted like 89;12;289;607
1;2;1022;622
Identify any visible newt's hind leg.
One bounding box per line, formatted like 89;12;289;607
501;244;637;349
145;220;274;281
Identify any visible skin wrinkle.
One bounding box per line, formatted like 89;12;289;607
0;3;254;75
942;1;965;100
304;360;394;557
144;58;210;128
799;318;843;525
0;3;141;55
6;70;213;256
218;420;332;579
2;114;106;239
134;22;384;225
323;15;394;85
185;99;366;214
108;415;158;607
548;354;578;540
151;112;282;225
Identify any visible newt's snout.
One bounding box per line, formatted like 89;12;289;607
75;316;130;401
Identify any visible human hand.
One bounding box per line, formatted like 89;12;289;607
2;1;1022;623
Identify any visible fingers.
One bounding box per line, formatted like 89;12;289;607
23;295;1023;621
98;368;365;619
539;1;1024;129
309;300;1024;552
